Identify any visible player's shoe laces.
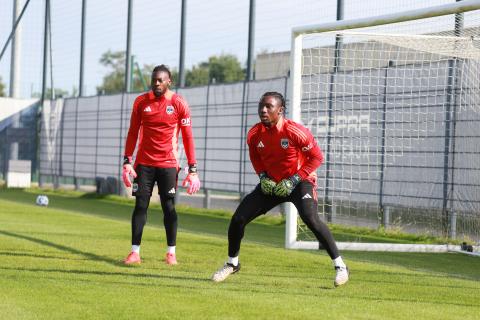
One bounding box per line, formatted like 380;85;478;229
165;252;177;265
123;252;141;265
334;266;349;287
211;262;241;282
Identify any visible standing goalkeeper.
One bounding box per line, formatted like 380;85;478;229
212;91;348;287
122;65;200;266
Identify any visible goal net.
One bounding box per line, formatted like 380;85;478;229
287;0;480;253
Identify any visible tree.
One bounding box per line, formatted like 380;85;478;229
134;63;155;92
96;50;155;94
208;54;245;84
96;50;126;95
96;50;246;92
185;54;245;87
0;76;5;97
185;62;209;87
32;87;71;99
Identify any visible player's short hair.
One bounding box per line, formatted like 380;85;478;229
259;91;286;109
152;64;172;79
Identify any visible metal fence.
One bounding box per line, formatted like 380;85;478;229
39;77;289;195
39;73;480;207
38;71;480;239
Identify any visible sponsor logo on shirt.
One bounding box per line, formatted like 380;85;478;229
166;105;174;114
181;118;191;126
302;143;313;152
144;106;152;112
302;193;312;199
257;141;264;148
280;139;289;149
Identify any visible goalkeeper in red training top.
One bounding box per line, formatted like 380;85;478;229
211;91;349;287
122;65;200;266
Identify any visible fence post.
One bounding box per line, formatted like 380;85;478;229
203;188;211;209
119;93;127;196
442;59;456;237
73;97;79;190
449;210;457;239
379;61;393;220
238;81;248;194
382;206;390;230
202;82;211;209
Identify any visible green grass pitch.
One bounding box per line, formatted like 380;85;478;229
0;188;479;319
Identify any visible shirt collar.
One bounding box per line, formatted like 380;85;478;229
263;116;285;132
148;91;164;101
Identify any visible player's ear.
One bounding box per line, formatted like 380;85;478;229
279;106;284;115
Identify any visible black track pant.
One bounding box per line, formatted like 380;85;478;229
130;165;178;246
228;181;340;259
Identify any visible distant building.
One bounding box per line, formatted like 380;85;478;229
255;27;480;79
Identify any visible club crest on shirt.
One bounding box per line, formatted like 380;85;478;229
166;105;174;115
280;139;289;149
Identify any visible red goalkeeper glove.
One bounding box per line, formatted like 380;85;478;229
122;156;137;188
182;164;201;195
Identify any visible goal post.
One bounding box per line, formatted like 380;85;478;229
287;0;480;252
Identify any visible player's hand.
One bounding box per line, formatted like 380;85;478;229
259;172;276;195
273;174;301;197
182;173;201;194
182;164;200;194
122;164;137;188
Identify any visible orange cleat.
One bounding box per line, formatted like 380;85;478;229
123;252;141;265
165;252;177;265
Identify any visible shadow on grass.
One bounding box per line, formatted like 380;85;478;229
0;265;210;283
0;230;122;267
0;188;285;247
0;265;337;296
0;251;85;261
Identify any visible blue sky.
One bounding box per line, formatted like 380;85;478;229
0;0;453;98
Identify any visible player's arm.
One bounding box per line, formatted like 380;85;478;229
176;95;200;194
175;95;197;166
292;124;323;180
247;126;275;195
296;139;323;180
122;98;142;187
247;126;266;174
274;124;323;197
124;98;142;157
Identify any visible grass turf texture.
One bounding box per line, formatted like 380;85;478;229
0;188;478;319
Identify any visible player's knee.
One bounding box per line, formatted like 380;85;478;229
162;198;177;223
161;198;175;215
230;213;247;228
134;195;150;213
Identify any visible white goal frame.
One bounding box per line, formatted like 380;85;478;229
286;0;480;252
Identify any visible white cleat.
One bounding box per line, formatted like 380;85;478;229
334;266;349;287
211;262;241;282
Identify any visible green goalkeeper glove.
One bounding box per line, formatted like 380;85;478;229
273;174;301;197
259;172;277;196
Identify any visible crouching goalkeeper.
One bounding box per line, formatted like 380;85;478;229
212;91;349;287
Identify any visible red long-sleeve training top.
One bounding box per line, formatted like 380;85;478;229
247;117;323;185
124;91;196;168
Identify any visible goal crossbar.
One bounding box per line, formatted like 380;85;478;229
292;0;480;36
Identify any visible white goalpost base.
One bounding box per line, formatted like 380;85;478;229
288;240;480;253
